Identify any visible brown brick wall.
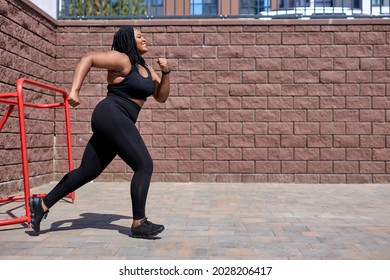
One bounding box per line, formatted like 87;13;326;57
0;0;58;195
1;0;390;197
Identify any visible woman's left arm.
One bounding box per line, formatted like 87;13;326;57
151;58;170;103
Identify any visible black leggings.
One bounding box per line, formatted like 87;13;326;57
43;94;153;220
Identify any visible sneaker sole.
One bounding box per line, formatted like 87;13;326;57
131;226;165;238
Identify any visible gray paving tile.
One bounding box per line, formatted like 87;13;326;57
1;182;389;259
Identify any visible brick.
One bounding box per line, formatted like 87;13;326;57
217;46;243;58
281;84;307;96
256;84;281;96
281;135;306;148
347;45;373;57
231;33;256;45
321;45;346;57
217;71;242;83
230;161;255;173
242;97;267;109
347;71;372;83
230;135;255;147
229;84;256;96
204;110;228;122
269;122;294;135
178;110;203;122
334;110;359;121
373;71;390;83
256;33;282;45
203;135;229;147
294;71;319;83
334;58;360;70
192;47;217;59
268;148;293;160
373;97;390;109
243;46;268;58
178;135;202;147
243;123;267;135
307;58;333;70
269;46;294;57
256;58;281;71
178;161;203;172
204;58;229;70
373;45;390;57
153;33;178;45
216;97;242;109
360;162;385;174
294;97;319;109
320;148;346;160
218;148;242;160
243;71;267;84
205;33;229;45
360;84;386;96
320;122;346;134
281;110;306;121
217;122;242;134
178;33;204;45
320;97;345;109
334;161;359;174
347;148;372;160
282;33;307;44
179;59;204;70
242;148;267;160
229;110;255;122
346;97;371;109
360;110;385;122
269;71;294;83
282;161;306;173
308;33;333;44
334;32;360;44
308;135;332;148
166;123;191;135
191;71;216;84
191;123;215;135
360;136;386;148
191;148;216;160
255;110;280;122
295;148;319;160
295;46;321;57
256;161;281;173
360;58;386;70
320;71;346;83
191;97;216;109
204;161;228;173
295;122;320;136
255;135;280;147
204;84;230;96
333;136;359;148
308;110;332;122
373;148;390;160
308;161;333;174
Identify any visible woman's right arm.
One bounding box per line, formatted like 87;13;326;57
68;51;130;107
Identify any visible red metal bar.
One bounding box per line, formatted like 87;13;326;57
0;78;75;227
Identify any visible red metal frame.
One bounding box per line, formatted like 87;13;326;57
0;78;75;227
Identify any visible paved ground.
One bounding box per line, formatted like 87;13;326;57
0;182;389;260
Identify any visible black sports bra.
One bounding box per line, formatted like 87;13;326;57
107;64;154;101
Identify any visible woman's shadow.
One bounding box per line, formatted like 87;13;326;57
25;212;161;240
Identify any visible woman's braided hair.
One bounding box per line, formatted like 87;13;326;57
111;26;146;66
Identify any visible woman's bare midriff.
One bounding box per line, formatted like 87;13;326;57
129;98;145;108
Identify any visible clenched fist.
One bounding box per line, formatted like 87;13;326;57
157;58;169;72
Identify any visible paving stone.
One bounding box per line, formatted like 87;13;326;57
1;182;389;259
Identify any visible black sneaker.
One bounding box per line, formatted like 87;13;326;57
131;217;164;237
29;197;49;233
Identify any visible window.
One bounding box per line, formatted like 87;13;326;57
240;0;270;14
190;0;218;15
